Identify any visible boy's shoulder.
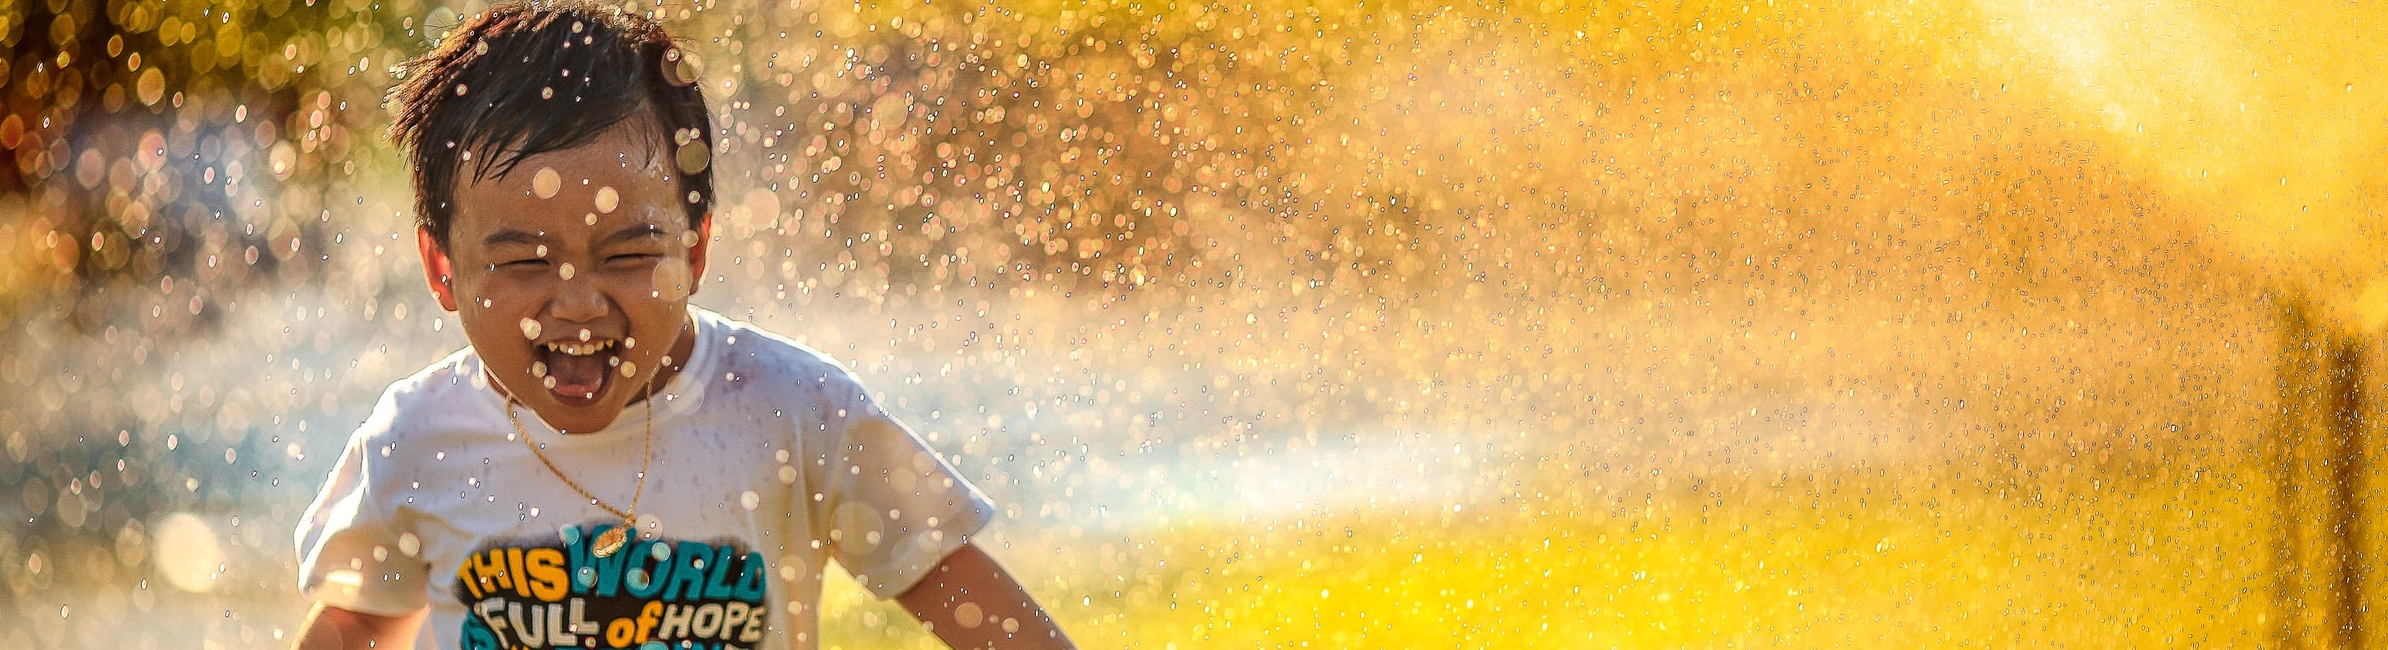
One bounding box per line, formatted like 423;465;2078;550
694;308;866;395
359;346;502;435
375;345;487;406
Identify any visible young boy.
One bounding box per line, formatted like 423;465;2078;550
292;4;1073;649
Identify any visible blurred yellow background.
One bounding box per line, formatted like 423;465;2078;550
2;0;2383;647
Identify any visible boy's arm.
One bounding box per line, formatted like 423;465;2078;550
293;602;426;650
896;541;1077;650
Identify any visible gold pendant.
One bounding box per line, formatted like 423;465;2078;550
592;527;628;558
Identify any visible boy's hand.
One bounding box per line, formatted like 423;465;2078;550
293;602;426;650
897;541;1078;650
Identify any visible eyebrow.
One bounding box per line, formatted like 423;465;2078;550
482;229;545;248
478;223;664;249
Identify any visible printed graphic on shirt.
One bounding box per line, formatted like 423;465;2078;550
452;523;771;650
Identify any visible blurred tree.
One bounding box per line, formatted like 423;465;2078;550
0;0;417;326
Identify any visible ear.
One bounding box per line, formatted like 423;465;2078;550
686;212;714;296
417;227;463;312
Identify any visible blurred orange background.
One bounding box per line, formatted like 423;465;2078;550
2;0;2384;647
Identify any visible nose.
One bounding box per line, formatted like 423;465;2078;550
548;271;609;323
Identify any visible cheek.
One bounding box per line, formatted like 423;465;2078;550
649;258;693;301
458;278;522;310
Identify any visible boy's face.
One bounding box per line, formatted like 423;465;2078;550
416;122;709;433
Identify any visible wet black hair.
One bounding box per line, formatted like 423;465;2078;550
386;1;713;247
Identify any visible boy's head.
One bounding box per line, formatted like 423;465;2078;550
389;1;715;433
390;1;714;247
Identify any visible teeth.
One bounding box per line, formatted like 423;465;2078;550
541;339;618;356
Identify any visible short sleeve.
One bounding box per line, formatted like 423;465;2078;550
293;391;432;616
815;379;996;600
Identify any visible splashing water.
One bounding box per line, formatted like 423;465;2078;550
0;0;2370;647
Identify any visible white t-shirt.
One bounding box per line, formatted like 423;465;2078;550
294;307;994;650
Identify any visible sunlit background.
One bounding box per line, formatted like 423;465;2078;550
5;0;2387;647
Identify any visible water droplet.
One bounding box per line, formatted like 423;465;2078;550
136;68;165;106
676;142;710;174
532;167;561;199
954;602;984;628
662;47;702;87
154;513;226;593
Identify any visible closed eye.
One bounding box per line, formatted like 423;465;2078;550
609;253;661;263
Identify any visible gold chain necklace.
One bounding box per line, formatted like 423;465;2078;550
505;381;655;558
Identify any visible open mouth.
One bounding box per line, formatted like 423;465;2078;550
532;338;622;406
